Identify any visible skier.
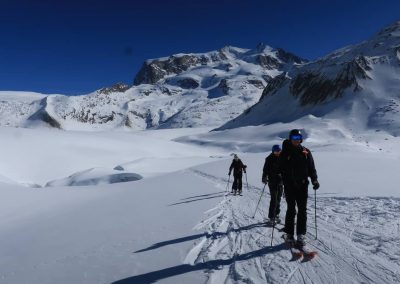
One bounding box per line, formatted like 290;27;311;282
262;145;284;225
280;129;319;248
228;154;247;195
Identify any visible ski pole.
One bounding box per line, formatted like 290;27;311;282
314;189;318;240
252;183;266;218
226;175;231;192
245;172;249;191
270;188;279;247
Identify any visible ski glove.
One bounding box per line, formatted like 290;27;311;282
262;176;268;184
312;180;320;190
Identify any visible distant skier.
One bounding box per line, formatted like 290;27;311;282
280;129;319;247
228;154;247;195
262;145;284;224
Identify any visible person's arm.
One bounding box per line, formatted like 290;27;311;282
307;150;318;181
229;161;234;175
307;150;319;189
262;156;271;183
240;160;246;173
262;157;268;179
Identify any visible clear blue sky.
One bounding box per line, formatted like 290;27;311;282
0;0;399;95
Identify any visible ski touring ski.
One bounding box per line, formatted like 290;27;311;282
296;244;318;259
282;235;303;260
282;235;318;260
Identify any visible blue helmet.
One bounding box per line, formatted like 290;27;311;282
272;145;281;152
289;129;303;142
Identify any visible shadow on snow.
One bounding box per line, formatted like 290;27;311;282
115;243;286;284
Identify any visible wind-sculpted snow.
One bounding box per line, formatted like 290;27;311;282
45;168;142;187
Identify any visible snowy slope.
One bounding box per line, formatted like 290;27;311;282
0;125;399;283
0;44;304;130
220;21;400;137
0;91;47;127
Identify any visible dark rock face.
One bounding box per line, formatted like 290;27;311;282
261;72;290;98
207;79;231;99
256;54;281;69
218;79;231;95
133;45;306;86
290;56;371;105
261;56;372;106
176;78;200;89
276;48;306;64
247;79;265;89
134;54;224;85
98;83;130;94
165;77;200;89
134;61;167;85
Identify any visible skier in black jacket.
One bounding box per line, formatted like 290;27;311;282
228;154;247;195
262;145;283;224
280;129;319;247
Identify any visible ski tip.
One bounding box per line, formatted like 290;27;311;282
308;251;318;257
303;251;318;259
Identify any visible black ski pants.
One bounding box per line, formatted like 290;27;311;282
268;183;283;219
232;173;243;192
284;181;308;236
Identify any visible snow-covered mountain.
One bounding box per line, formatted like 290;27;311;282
220;21;400;136
0;44;304;131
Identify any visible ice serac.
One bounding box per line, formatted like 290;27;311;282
0;44;304;130
219;20;400;136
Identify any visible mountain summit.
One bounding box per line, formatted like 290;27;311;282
219;20;400;136
0;45;303;130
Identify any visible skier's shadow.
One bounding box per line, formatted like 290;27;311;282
134;222;268;253
114;243;286;284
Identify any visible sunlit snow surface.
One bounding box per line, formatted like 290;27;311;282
0;124;399;284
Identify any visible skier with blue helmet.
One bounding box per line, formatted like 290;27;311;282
262;144;284;224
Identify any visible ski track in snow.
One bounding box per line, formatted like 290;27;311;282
188;169;400;284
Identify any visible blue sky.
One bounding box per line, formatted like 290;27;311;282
0;0;399;94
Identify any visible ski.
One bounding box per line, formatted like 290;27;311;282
296;245;317;259
282;235;303;259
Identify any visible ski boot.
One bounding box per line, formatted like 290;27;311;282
282;233;295;246
296;234;306;247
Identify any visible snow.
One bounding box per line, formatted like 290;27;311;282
0;21;400;284
219;20;400;138
0;123;399;283
45;167;143;187
0;44;300;131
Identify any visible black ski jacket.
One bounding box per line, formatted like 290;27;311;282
279;139;318;186
229;159;246;176
262;153;282;184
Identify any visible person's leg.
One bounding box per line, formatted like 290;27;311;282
284;185;296;236
232;176;237;193
296;184;309;236
276;184;283;217
268;184;276;219
238;174;243;193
